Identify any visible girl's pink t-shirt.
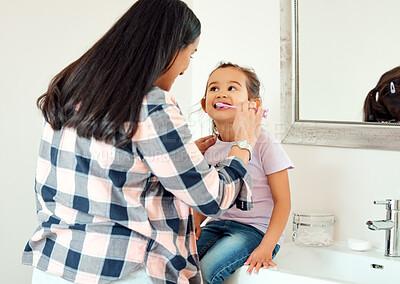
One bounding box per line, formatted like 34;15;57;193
204;128;293;245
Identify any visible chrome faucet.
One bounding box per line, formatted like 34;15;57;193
366;199;399;257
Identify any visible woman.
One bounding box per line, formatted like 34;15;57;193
22;0;263;283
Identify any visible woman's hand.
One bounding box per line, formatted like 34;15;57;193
232;101;263;147
244;245;277;274
195;135;217;154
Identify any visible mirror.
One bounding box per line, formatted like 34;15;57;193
298;0;400;122
280;0;400;150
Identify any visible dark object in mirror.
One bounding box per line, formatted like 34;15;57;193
363;66;400;123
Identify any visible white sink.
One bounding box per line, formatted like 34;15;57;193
224;242;399;284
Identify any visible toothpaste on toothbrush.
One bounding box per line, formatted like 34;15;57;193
215;102;269;118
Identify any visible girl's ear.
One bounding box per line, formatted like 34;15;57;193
201;98;207;113
251;98;262;108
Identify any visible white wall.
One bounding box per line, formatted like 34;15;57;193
189;0;281;140
2;0;399;283
283;144;400;247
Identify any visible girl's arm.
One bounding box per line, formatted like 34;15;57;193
244;169;291;274
193;210;207;240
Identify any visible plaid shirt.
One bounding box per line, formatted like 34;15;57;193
22;87;253;283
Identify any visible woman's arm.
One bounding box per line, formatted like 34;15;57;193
135;93;261;217
244;169;291;274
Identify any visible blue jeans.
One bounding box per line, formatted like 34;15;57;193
196;220;280;284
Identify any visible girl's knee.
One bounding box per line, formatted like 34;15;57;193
200;258;222;284
200;254;249;284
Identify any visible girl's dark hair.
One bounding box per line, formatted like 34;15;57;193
37;0;200;147
363;66;400;123
202;62;261;135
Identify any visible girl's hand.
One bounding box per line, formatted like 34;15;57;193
195;135;217;154
194;221;202;240
232;101;263;147
193;211;206;240
244;245;277;274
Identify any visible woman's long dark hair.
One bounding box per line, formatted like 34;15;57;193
37;0;200;147
363;66;400;123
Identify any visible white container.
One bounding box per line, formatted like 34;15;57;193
347;238;372;251
292;212;335;246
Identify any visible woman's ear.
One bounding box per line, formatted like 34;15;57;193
251;98;262;108
201;98;207;112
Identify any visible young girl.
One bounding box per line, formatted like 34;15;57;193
194;62;293;284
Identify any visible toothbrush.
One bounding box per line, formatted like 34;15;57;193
215;102;269;118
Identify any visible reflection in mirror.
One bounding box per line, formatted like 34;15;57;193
363;66;400;123
297;0;400;123
280;0;400;151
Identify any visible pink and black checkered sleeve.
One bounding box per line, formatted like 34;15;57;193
134;98;253;216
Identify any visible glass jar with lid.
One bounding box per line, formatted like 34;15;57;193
292;211;335;246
